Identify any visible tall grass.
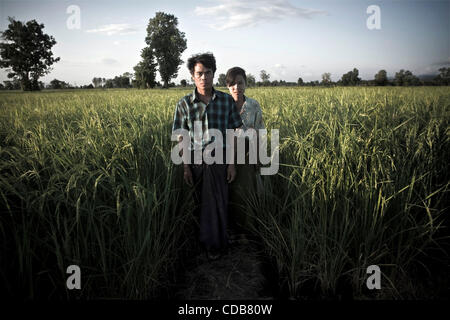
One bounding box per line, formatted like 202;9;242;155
0;86;448;299
0;89;194;299
244;86;449;299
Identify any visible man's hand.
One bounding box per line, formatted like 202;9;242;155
183;165;194;186
227;164;236;183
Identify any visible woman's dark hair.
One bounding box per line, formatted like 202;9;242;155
187;52;216;74
226;67;247;86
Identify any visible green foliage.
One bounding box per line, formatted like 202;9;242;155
0;87;448;299
97;74;132;89
340;68;361;86
92;77;104;88
2;79;21;90
242;87;449;299
374;70;388;86
260;70;270;83
0;17;60;91
0;89;193;298
145;12;187;88
217;73;227;87
49;79;69;89
394;69;420;86
321;72;332;85
134;47;157;89
435;67;450;85
247;74;256;87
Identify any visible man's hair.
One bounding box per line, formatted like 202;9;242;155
226;67;247;86
187;52;217;74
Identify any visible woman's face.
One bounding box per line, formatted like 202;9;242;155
227;74;246;101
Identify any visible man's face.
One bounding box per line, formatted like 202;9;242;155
227;74;246;102
192;63;214;92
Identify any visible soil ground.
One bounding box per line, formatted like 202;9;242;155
174;239;276;300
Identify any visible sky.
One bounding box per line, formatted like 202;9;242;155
0;0;449;86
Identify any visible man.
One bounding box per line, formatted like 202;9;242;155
172;52;242;260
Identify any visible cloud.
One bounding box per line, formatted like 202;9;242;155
431;57;450;67
57;59;90;68
101;58;119;65
194;0;327;30
271;64;287;77
420;57;450;74
86;23;138;36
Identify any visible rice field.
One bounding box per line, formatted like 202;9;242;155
0;86;449;299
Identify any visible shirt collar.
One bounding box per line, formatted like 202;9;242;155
191;86;217;103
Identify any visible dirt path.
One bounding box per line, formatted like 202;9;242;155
174;240;275;300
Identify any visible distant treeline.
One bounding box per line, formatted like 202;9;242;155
0;75;175;90
1;67;448;91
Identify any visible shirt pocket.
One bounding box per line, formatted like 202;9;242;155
187;103;206;130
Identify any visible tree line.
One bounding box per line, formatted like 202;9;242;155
213;67;449;88
0;15;448;91
2;66;448;91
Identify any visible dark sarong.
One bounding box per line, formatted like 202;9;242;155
190;162;229;251
229;163;257;234
229;137;262;234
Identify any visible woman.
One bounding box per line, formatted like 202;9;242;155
226;67;265;243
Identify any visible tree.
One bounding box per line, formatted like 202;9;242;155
180;79;187;87
247;74;256;87
3;79;21;90
394;69;405;86
92;77;103;88
49;79;68;89
260;70;270;83
121;72;132;88
105;79;114;88
321;72;332;86
436;67;450;85
374;70;388;86
394;69;420;86
297;77;304;86
145;12;187;88
134;46;157;89
100;73;134;88
350;68;361;85
109;75;129;88
341;68;361;86
0;17;60;91
217;73;226;87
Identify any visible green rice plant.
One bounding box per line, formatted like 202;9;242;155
0;86;448;299
0;89;194;299
244;86;449;299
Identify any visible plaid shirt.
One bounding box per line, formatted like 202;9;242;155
172;87;243;150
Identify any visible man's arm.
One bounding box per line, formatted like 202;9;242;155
227;98;243;183
178;135;193;186
173;100;194;186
